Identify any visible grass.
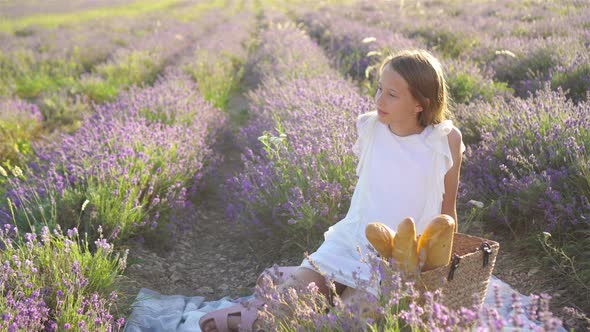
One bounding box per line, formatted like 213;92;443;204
0;0;181;34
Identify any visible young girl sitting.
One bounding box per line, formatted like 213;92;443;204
199;48;466;332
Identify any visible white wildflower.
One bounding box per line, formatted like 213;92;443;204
11;166;23;177
495;49;516;58
467;200;484;208
81;199;90;212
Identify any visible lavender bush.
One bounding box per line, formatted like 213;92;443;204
0;16;154;99
296;8;512;105
246;21;335;85
316;0;590;102
236;20;337;149
298;11;418;82
3;72;226;242
225;21;374;250
182;14;255;110
1;9;223;136
228;77;372;248
76;17;216;104
0;221;127;331
457;86;589;233
456;86;590;295
0;49;80;99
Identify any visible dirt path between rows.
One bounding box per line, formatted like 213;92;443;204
121;66;302;310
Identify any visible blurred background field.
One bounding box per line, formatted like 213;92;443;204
0;0;588;330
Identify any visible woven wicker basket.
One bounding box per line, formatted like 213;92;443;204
414;232;500;311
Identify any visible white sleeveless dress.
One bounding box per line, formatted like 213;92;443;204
300;111;466;296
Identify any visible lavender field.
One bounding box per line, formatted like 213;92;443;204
0;0;588;331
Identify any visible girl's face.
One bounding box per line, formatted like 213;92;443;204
375;67;423;127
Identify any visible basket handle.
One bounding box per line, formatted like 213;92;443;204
480;242;493;267
447;254;461;281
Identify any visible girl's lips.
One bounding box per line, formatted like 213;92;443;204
378;110;387;115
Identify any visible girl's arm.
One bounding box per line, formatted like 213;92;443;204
441;127;463;232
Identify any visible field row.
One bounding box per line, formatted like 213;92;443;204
0;2;256;329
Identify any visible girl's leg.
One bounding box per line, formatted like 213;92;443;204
275;267;341;297
339;287;383;321
201;267;346;332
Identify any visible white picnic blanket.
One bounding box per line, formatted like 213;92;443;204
123;275;566;331
124;289;254;332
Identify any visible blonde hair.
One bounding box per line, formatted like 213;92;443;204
379;49;452;126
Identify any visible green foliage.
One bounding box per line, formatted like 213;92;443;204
0;49;81;99
37;93;92;134
6;147;186;244
0;0;181;33
253;120;357;252
0;52;13;96
409;28;478;59
96;51;159;87
551;64;590;103
447;71;512;105
185;51;245;110
75;76;121;103
494;47;559;88
453;99;502;146
0;108;43;166
0;162;13;203
539;230;590;310
77;50;159;103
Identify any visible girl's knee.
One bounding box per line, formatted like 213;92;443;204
280;267;330;294
256;267;308;287
257;266;343;301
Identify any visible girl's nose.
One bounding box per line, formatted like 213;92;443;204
374;90;383;106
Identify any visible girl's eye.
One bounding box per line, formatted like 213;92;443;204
389;93;396;97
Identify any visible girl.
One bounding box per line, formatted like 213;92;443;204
199;49;465;332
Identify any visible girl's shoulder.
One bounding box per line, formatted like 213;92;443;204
425;119;466;158
426;120;463;141
355;111;378;133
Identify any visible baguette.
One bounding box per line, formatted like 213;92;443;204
417;214;455;272
391;217;420;276
365;222;396;259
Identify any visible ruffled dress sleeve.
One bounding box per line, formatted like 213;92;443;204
352;111;378;176
418;119;466;230
424;119;466;191
352;112;372;157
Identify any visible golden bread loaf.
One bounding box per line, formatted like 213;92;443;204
417;214;455;272
365;222;396;258
391;217;420;276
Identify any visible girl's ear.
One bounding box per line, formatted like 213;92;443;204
416;98;430;113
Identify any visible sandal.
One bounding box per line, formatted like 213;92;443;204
198;298;263;332
199;266;299;332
